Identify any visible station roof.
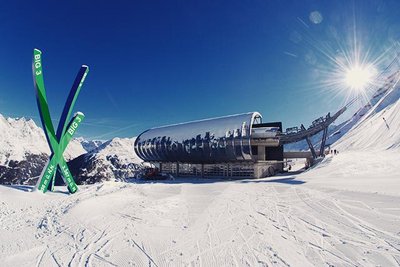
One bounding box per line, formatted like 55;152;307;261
134;112;262;163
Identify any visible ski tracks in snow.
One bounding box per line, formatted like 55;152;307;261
290;186;400;266
1;176;400;266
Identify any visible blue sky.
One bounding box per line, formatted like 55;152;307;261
0;0;399;139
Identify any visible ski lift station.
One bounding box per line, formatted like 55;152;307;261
134;51;399;179
134;112;285;178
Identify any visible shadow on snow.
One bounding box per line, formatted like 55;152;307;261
1;184;34;192
240;176;306;185
127;174;306;185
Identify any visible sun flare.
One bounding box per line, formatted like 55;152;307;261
345;65;377;91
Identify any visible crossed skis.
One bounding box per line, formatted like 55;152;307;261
33;49;89;193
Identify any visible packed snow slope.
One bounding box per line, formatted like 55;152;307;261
334;88;400;152
328;70;400;146
285;70;400;151
335;98;400;151
1;161;399;266
0;94;399;266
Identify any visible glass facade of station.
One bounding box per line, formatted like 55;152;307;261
134;112;262;164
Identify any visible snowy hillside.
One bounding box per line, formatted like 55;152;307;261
0;114;87;185
0;73;399;266
328;70;400;145
0;115;47;165
69;137;143;184
0;114;86;164
1;91;399;266
334;98;400;151
0;113;144;186
285;70;400;152
332;71;400;151
75;137;104;153
90;137;142;165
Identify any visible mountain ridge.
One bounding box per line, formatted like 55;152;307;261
0;114;142;185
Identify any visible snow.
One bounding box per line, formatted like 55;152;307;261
64;140;87;161
0;115;47;164
1;154;399;266
285;70;400;152
83;137;142;179
89;137;142;165
328;70;400;146
0;115;86;164
334;98;400;151
73;137;143;182
1;99;400;266
75;137;104;153
0;74;399;265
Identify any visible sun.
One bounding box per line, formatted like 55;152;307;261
345;64;377;91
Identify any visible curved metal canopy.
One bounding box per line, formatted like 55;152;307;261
134;112;262;163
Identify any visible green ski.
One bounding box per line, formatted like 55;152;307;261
33;49;89;193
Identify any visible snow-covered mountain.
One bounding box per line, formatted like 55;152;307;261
68;137;143;184
0;115;86;164
0;113;144;185
0;115;87;185
75;137;105;153
1;94;399;266
0;115;47;165
285;70;400;152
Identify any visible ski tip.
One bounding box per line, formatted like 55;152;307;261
74;111;85;117
34;48;42;54
82;65;89;69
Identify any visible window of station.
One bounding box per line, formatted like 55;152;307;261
251;145;258;155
